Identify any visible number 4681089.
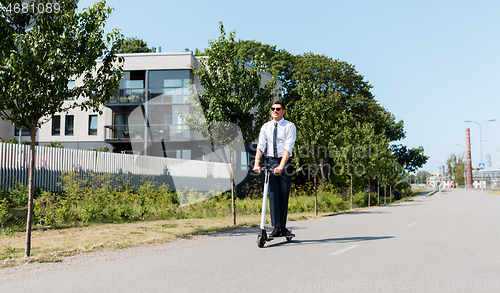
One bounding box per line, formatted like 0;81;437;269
5;2;61;14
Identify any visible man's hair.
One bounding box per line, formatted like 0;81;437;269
272;100;285;109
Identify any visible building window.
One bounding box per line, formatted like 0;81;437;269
14;127;30;136
115;114;129;125
65;115;74;135
88;115;98;135
148;69;191;104
241;151;249;170
52;115;60;136
66;80;75;100
176;149;191;160
114;114;129;139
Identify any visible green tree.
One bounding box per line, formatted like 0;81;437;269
416;170;431;185
288;53;405;142
386;158;404;202
286;52;404;195
371;144;398;205
235;40;293;82
182;22;276;225
202;41;406;144
391;144;429;173
447;154;465;186
116;37;156;53
330;115;379;210
0;0;123;256
363;129;391;207
289;88;342;215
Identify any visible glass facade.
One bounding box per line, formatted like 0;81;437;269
106;69;192;144
148;70;191;141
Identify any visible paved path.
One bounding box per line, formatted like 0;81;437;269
1;189;499;292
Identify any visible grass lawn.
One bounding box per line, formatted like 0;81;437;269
1;212;329;269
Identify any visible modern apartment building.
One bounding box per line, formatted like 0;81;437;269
37;52;279;169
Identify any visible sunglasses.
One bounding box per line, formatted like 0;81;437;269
271;107;282;112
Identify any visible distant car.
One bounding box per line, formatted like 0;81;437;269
450;183;456;188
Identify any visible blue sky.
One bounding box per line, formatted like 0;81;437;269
78;0;500;174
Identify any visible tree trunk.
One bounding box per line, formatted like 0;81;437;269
319;159;325;181
327;159;331;183
230;148;236;225
25;128;36;257
384;185;387;205
390;185;392;204
377;179;380;206
314;174;317;216
367;177;371;208
350;175;353;210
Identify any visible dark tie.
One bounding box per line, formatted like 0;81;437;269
273;122;278;157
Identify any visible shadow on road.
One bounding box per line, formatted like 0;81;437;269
264;235;395;248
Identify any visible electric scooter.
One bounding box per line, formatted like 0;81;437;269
256;166;293;248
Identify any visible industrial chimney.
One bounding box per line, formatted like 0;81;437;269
466;128;473;188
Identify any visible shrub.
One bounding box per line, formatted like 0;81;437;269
394;181;412;197
353;192;366;208
7;182;28;208
0;198;10;228
317;191;348;212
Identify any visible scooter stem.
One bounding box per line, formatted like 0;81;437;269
259;169;270;230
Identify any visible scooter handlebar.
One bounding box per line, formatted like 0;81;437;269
254;166;274;173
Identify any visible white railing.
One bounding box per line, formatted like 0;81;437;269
0;143;232;192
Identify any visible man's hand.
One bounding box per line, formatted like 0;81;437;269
274;166;283;174
253;149;263;174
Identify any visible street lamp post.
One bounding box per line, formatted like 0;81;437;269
465;119;497;191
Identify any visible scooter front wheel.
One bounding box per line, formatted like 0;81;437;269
257;235;265;248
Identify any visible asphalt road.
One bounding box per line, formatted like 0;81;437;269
1;189;499;293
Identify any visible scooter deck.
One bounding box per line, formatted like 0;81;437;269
266;230;295;241
257;229;294;247
267;235;294;241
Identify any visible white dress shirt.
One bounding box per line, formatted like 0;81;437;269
257;118;296;158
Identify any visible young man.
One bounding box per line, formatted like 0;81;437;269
253;100;296;237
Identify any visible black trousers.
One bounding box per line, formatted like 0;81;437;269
267;157;293;228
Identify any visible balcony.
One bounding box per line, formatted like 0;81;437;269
107;89;146;106
104;125;143;141
104;124;191;142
